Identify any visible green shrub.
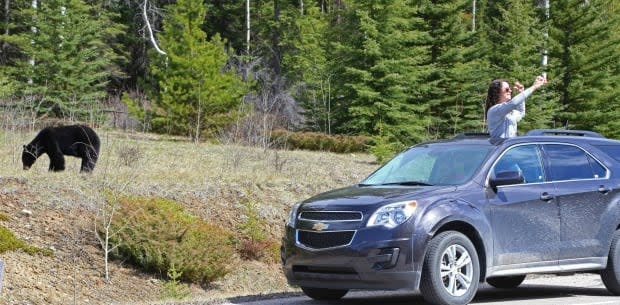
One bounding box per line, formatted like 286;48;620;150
236;199;274;261
108;196;234;285
271;129;370;153
162;264;191;300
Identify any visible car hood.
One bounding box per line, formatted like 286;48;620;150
300;185;457;212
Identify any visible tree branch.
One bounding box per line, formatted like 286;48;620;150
143;0;166;55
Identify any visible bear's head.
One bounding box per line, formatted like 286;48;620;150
22;144;40;170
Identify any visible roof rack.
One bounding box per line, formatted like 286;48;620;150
452;132;491;139
525;129;605;138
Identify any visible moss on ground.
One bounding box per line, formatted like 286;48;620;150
0;225;52;256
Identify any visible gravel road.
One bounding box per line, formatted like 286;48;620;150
187;273;619;305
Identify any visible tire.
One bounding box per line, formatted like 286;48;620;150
300;287;348;300
420;231;480;305
601;230;620;295
486;275;526;289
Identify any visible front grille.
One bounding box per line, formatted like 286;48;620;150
299;211;363;221
297;230;355;249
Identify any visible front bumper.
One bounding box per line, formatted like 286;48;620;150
281;226;428;291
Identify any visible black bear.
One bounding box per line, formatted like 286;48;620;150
22;125;100;172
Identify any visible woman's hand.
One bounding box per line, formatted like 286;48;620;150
532;75;548;90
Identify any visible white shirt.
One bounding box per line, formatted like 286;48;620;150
486;87;534;138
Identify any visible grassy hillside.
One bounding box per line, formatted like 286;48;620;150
0;127;377;304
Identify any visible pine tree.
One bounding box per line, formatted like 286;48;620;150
281;5;330;132
16;0;125;121
369;0;432;145
480;0;561;133
204;1;246;53
149;0;245;141
413;0;487;138
548;0;620;136
328;0;430;141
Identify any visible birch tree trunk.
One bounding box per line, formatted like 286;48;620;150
29;0;37;84
246;0;250;55
472;0;476;32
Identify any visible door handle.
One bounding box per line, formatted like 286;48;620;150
540;192;555;201
598;185;612;195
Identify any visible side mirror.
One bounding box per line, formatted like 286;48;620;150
489;170;525;189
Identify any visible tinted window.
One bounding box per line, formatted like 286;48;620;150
493;144;544;184
544;144;599;181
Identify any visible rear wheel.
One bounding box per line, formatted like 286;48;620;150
420;231;480;305
300;287;348;300
601;230;620;295
486;275;526;289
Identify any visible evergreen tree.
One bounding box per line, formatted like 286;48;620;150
369;0;432;145
414;0;485;138
328;0;430;141
204;1;246;53
281;5;330;132
548;0;620;136
15;0;125;121
150;0;245;141
480;0;560;134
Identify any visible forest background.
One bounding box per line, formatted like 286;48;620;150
2;0;620;158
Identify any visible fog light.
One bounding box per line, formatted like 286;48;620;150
369;248;400;270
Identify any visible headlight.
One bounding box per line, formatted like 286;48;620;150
367;200;417;228
286;202;302;227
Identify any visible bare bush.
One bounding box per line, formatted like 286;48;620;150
117;145;143;167
272;150;287;172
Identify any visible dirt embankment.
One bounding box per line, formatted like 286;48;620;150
0;130;376;305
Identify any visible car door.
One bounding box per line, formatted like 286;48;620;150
541;143;612;260
487;144;560;267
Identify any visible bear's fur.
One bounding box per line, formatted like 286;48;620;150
22;125;100;172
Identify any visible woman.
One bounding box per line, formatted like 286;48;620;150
485;75;547;138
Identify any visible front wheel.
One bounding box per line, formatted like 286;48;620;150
486;275;526;289
300;287;348;300
420;231;480;305
601;230;620;295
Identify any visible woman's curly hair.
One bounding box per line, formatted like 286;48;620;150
485;79;508;116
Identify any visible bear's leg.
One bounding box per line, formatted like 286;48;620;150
48;152;65;172
80;145;99;172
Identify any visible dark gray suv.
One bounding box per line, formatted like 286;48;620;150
281;129;620;305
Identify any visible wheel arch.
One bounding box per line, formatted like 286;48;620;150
433;220;488;282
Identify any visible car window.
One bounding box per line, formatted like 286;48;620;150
492;144;544;184
362;144;492;186
543;144;601;181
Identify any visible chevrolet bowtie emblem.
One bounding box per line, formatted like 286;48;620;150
312;222;329;231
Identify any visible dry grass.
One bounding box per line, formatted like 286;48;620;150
0;127;377;304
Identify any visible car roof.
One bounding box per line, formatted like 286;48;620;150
420;129;620;147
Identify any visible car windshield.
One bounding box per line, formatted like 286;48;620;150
361;144;493;186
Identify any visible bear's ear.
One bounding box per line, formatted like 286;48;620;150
23;144;26;149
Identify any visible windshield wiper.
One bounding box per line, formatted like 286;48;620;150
384;181;433;186
376;181;434;186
